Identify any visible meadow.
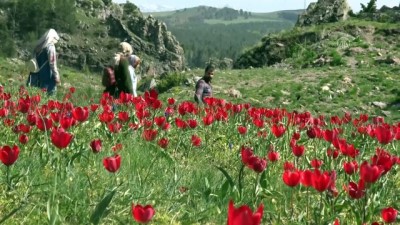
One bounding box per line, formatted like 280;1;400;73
0;61;399;224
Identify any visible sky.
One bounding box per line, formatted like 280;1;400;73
114;0;399;13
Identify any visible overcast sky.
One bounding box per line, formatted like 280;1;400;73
114;0;399;12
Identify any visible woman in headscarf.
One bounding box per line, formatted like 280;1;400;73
32;28;61;94
113;42;141;97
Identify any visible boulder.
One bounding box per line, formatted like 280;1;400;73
297;0;351;27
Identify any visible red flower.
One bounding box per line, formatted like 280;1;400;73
300;169;313;187
90;139;102;153
267;151;280;162
271;124;286;138
167;97;175;105
311;170;332;192
246;156;267;173
374;125;394;145
283;161;295;171
36;117;53;131
72;106;89;122
90;104;99;112
202;114;214;126
343;161;358;175
345;179;365;199
19;134;29;144
157;138;169;149
237;125;247;135
0;145;20;166
227;200;263;225
191;135;201;147
310;159;323;169
283;170;301;187
99;110;114;123
103;155;121;173
241;146;254;165
142;129;158;141
360;161;383;183
51;127;73;149
175;118;187;129
108;122;122;133
154;116;166;127
187;119;198;129
381;207;397;223
118;111;130;122
69;87;75;93
291;144;305;157
132;204;155;224
60;115;75;130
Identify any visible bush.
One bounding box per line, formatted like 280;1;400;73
156;72;187;93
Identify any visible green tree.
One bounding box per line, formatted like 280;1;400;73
360;0;377;13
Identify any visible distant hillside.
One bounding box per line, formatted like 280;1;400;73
144;6;303;68
234;2;400;70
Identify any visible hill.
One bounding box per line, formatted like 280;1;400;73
144;6;302;68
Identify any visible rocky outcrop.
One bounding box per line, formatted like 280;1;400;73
296;0;351;26
29;1;185;76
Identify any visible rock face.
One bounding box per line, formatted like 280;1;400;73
296;0;351;26
34;1;185;76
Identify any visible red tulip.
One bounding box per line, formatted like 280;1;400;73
118;111;130;122
267;151;280;162
108;122;122;133
154;116;166;127
202;114;214;126
187;119;198;129
191;135;201;147
50;127;73;149
271;124;286;138
167;97;175;105
19;134;29;144
0;145;20;166
157;138;169;149
374;125;394;145
175;118;187;129
227;200;263;225
343;161;358;175
291;144;305;157
90;139;102;153
300;169;313;187
310;159;323;169
60;115;75;130
241;146;254;165
360;161;383;183
345;179;365;199
132;204;155;224
311;170;332;192
142;129;158;141
99;110;114;123
237;125;247;135
36;117;53;131
103;155;121;173
283;170;301;187
246;156;267;173
381;207;397;223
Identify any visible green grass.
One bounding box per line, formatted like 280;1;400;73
1;57;399;123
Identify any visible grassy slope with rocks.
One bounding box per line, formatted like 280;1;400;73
1;56;399;123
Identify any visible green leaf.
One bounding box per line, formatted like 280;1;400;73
90;189;117;225
214;166;235;188
259;170;267;189
220;180;230;199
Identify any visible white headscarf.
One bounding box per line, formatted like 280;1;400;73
34;29;60;54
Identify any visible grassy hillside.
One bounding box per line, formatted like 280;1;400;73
144;6;302;68
2;57;399;123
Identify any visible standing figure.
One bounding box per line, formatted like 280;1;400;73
194;64;215;104
30;29;61;95
114;42;141;97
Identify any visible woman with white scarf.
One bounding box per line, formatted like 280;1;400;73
113;42;141;97
32;28;61;94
